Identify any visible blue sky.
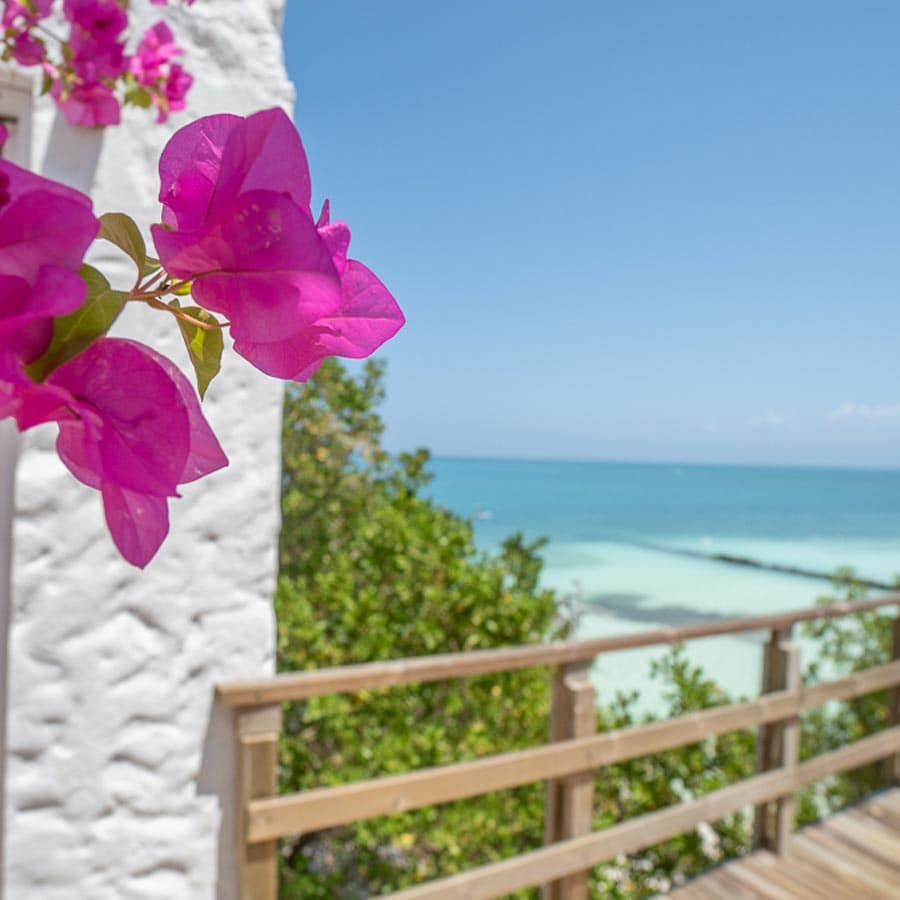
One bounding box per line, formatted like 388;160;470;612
282;1;900;468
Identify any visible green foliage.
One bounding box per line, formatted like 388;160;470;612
796;568;895;823
588;648;755;897
98;211;153;278
277;359;564;897
169;302;223;399
276;360;895;897
26;263;125;381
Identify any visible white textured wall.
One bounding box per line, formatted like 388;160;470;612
5;3;293;897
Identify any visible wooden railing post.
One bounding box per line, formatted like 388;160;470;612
237;704;281;900
771;641;800;854
753;631;800;853
885;616;900;784
753;627;788;847
542;659;596;900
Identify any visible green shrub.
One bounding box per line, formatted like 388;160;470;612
277;360;563;897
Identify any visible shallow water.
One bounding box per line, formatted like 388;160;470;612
427;457;900;712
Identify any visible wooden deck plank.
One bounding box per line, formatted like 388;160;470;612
676;843;883;900
860;794;900;830
741;850;845;900
819;812;900;872
792;834;899;897
716;859;804;899
785;840;889;899
667;788;900;899
673;878;734;900
766;851;872;900
839;805;900;850
674;867;763;900
868;788;900;817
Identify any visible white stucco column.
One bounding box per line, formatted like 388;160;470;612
3;3;294;897
0;422;16;897
0;67;34;900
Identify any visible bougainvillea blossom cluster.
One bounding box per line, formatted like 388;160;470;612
1;0;194;126
152;109;405;380
129;20;190;121
9;338;228;566
0;109;404;566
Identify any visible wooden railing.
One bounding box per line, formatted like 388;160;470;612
217;595;900;899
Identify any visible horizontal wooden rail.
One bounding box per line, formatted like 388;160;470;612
218;595;900;707
246;658;900;842
381;725;900;900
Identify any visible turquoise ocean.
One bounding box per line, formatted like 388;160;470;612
427;458;900;712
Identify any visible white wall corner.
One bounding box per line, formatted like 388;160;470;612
3;3;293;897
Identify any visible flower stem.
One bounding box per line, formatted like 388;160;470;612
33;23;66;45
133;267;167;294
140;297;227;332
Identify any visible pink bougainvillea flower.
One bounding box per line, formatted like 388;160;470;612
0;267;88;364
130;21;182;84
0;160;98;283
7;339;228;567
158;62;192;122
129;22;192;123
50;78;121;127
11;31;45;66
49;0;128;126
151;108;404;380
64;0;128;83
0;159;99;362
237;200;405;379
63;0;127;47
2;0;52;28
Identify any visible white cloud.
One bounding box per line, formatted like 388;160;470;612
827;402;900;424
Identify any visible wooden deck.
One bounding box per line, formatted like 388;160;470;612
669;788;900;899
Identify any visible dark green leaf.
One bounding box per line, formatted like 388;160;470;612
98;212;146;276
26;264;126;381
172;305;223;399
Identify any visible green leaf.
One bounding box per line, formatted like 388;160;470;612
124;85;153;109
26;264;126;381
172;305;223;399
141;256;161;278
98;212;147;276
171;280;192;296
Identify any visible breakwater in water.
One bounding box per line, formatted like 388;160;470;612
624;541;895;591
